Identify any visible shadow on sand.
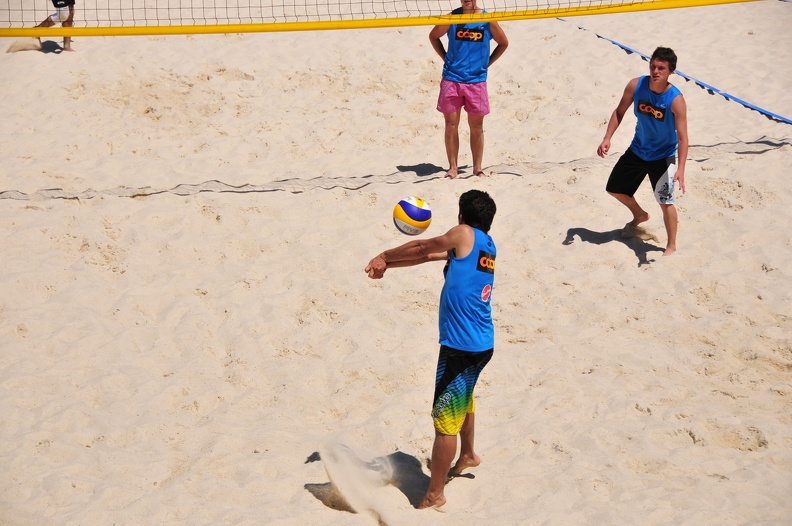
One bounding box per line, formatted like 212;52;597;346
563;227;665;266
304;450;429;513
396;163;445;177
39;40;68;54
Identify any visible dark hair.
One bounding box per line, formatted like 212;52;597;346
459;189;496;233
650;47;677;72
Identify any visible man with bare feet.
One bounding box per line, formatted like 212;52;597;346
36;0;76;52
429;0;508;179
597;46;688;255
365;190;497;509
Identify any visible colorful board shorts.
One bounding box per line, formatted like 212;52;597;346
606;148;677;205
436;79;490;116
431;345;493;435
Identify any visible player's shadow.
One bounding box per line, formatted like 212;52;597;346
304;450;429;511
39;40;67;54
563;227;665;266
396;163;445;177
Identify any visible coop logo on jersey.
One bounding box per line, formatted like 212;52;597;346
476;251;496;274
638;100;666;121
456;28;484;42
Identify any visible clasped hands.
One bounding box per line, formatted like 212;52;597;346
365;254;386;279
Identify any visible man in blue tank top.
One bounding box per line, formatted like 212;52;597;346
429;0;509;179
365;190;497;509
597;47;688;255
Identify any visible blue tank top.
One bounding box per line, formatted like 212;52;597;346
438;228;496;352
629;76;682;161
442;9;492;84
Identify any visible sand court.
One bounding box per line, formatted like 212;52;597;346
1;2;791;524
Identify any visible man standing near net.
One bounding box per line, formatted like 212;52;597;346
429;0;508;179
597;46;688;255
365;190;497;509
36;0;76;52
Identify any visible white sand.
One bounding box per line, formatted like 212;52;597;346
1;1;791;524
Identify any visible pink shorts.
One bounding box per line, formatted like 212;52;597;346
436;79;490;116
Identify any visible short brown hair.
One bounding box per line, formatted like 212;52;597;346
651;47;677;72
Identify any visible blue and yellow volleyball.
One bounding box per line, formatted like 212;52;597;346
393;196;432;236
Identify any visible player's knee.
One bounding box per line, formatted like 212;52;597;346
467;117;484;131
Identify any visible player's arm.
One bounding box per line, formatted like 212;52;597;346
429;24;451;62
597;77;638;157
365;225;472;279
488;22;508;67
381;251;450;270
672;93;688;193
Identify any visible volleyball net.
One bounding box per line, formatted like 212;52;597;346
1;0;756;37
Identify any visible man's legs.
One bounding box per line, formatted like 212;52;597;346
422;347;491;509
62;9;74;52
652;159;678;255
420;413;482;508
35;16;54;29
607;191;650;227
468;114;485;176
34;16;53;49
418;431;456;509
660;203;678;255
35;7;75;51
443;110;462;179
451;412;481;475
606;151;651;228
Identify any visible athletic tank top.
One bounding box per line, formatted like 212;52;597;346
442;8;492;84
438;228;496;352
629;75;682;161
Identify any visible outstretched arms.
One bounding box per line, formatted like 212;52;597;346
365;224;475;279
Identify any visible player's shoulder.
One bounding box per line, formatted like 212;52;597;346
448;223;474;236
447;224;476;243
624;76;642;90
670;89;687;108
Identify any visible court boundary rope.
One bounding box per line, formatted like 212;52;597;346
1;140;787;201
561;18;792;125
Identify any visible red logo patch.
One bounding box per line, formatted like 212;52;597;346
481;284;492;302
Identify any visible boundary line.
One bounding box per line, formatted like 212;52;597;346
562;19;792;125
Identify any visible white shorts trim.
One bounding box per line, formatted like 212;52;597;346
50;7;71;24
654;163;677;205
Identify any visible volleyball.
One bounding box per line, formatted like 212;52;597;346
393;197;432;236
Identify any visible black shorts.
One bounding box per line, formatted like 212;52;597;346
606;148;677;204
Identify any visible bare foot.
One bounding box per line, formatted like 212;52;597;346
449;453;480;478
474;170;489;177
622;224;659;242
418;493;447;509
444;169;458;179
663;246;676;256
629;211;650;227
